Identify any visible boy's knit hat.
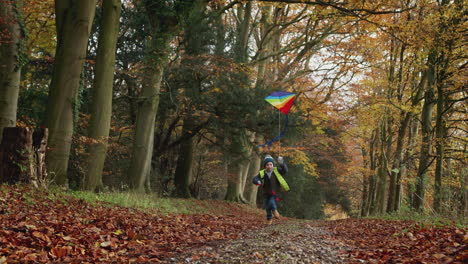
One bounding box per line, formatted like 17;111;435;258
263;155;275;167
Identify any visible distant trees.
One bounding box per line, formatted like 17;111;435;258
353;0;467;217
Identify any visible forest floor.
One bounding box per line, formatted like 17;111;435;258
0;185;467;263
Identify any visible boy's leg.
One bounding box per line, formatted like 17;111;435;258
270;198;280;219
264;197;273;221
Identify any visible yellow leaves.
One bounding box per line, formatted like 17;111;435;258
24;0;56;55
211;88;222;93
112;229;124;236
288;149;318;177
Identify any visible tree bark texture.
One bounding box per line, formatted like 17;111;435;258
173;118;195;198
223;2;252;202
0;127;48;188
360;147;369;217
244;153;261;205
368;129;378;215
45;0;96;185
414;57;436;211
433;83;447;212
0;0;23;142
387;111;410;212
173;0;208;198
127;6;166;191
235;2;252;63
224;161;243;202
83;0;121;191
375;119;389;214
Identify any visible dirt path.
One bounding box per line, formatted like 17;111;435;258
163;220;349;263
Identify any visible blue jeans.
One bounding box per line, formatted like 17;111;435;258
264;196;277;220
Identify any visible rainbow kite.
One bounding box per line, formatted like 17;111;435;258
264;91;296;115
259;91;296;149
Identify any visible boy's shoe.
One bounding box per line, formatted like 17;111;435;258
266;219;273;225
273;210;280;219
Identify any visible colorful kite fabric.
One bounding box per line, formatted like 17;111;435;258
258;91;296;149
264;91;296;115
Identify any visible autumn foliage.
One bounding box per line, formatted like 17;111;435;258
323;219;467;264
0;185;265;263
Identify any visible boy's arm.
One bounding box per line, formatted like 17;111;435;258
252;174;262;185
277;156;288;175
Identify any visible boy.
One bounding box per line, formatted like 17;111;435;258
252;155;289;224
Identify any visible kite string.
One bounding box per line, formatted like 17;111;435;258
278;110;281;155
257;115;289;150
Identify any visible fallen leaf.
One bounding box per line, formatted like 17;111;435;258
253;252;264;258
32;231;51;243
433;253;445;259
112;229;123;235
100;241;112;248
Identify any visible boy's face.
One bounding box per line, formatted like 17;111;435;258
265;162;273;172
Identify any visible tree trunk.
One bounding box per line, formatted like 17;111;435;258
234;2;252;63
0;127;48;187
127;60;163;191
368;129;378;215
360;147;369;217
375;119;388;214
433;80;447;212
404;115;418;206
83;0;121;192
225;161;245;202
45;0;96;185
387;111;411;212
414;71;436;211
0;0;23;142
460;166;467;218
224;2;252;202
173;0;207;198
173;118;195;198
127;0;182;191
244;153;261;205
224;133;249;202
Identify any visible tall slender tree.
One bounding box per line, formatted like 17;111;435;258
83;0;122;191
173;0;210;198
128;0;196;191
224;1;252;202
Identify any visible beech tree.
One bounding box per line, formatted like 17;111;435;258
44;0;96;185
0;0;24;140
83;0;121;191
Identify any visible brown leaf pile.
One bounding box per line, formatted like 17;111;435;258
322;218;467;264
0;185;264;263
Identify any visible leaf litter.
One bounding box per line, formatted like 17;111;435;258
1;185;466;263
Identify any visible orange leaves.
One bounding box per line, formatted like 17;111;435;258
23;0;56;54
31;230;51;243
323;219;468;263
0;185;264;263
50;246;72;258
